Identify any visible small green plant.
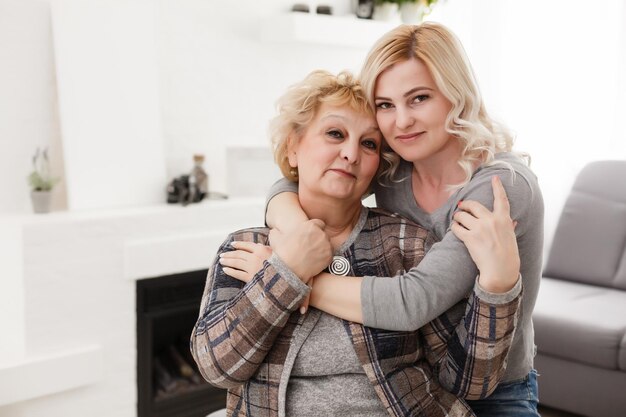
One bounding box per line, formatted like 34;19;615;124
28;147;60;191
375;0;439;6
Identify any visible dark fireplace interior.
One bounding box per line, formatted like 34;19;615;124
137;270;226;417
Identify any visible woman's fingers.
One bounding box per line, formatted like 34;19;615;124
222;266;252;282
453;210;479;230
453;177;520;293
272;220;333;282
300;290;311;315
492;176;511;216
455;176;515;235
219;256;253;271
450;220;470;242
219;249;249;261
299;275;315;315
456;199;491;219
219;241;273;283
229;241;259;253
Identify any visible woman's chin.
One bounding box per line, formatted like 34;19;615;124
321;186;366;203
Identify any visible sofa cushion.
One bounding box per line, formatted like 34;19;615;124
543;161;626;290
534;277;626;371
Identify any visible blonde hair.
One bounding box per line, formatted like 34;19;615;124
361;22;525;187
270;70;395;182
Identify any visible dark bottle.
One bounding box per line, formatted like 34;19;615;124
188;154;208;203
354;0;375;19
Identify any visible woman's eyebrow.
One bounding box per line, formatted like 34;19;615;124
403;86;433;98
363;125;381;135
375;86;433;101
319;114;346;122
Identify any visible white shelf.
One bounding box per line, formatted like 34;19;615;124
0;345;103;406
260;13;397;48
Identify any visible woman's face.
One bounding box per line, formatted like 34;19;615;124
289;103;381;204
374;58;455;164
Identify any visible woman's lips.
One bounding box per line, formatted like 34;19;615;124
396;132;424;141
329;169;356;179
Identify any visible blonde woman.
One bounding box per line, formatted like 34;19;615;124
230;23;543;417
192;70;522;417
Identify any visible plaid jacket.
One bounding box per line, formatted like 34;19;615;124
191;208;521;417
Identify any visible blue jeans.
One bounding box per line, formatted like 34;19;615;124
466;370;540;417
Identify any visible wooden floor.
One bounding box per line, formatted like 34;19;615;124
539;405;585;417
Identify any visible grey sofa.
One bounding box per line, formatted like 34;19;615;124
533;160;626;417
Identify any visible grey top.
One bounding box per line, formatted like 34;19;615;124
285;313;388;417
267;152;544;382
276;208;387;417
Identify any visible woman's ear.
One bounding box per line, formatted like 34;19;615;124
287;134;299;168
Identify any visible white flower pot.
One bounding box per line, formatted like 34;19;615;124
400;2;426;24
30;190;52;214
373;2;401;23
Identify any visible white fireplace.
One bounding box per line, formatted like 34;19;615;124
0;198;264;417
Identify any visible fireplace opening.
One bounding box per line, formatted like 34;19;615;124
137;270;226;417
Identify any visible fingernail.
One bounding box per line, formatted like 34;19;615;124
300;306;306;315
457;200;463;207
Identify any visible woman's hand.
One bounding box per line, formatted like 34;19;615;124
221;220;333;286
451;176;520;293
270;219;333;284
219;242;273;283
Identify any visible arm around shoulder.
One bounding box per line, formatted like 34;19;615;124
190;236;309;388
265;178;307;230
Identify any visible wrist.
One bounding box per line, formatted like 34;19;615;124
477;270;519;293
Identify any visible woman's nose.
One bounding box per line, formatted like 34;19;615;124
395;107;415;130
340;140;359;164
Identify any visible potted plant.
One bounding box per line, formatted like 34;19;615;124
400;0;440;24
373;0;402;22
28;147;60;213
373;0;440;24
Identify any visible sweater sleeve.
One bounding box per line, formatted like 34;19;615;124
190;235;309;389
421;277;523;399
362;165;538;331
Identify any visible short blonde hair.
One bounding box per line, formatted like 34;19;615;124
270;70;394;182
361;22;522;187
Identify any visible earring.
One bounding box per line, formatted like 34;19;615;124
289;167;299;179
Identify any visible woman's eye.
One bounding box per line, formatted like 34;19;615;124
327;129;344;139
412;94;429;103
375;102;393;110
362;139;378;150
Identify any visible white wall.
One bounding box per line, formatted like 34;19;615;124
50;0;168;211
157;0;367;191
491;0;626;251
1;0;626;245
0;0;66;213
428;0;626;253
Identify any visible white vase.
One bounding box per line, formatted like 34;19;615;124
30;190;52;214
400;2;426;24
373;2;401;23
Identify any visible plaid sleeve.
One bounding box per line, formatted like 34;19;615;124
190;235;309;389
421;276;522;400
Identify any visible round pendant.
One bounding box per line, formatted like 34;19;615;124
329;255;350;276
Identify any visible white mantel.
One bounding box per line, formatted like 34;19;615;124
0;198;264;416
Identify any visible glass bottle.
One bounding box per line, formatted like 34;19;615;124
189;154;208;202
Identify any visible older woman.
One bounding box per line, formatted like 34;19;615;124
191;70;522;417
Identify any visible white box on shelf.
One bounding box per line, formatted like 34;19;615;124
226;146;282;198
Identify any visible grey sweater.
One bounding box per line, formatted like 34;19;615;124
267;152;544;382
